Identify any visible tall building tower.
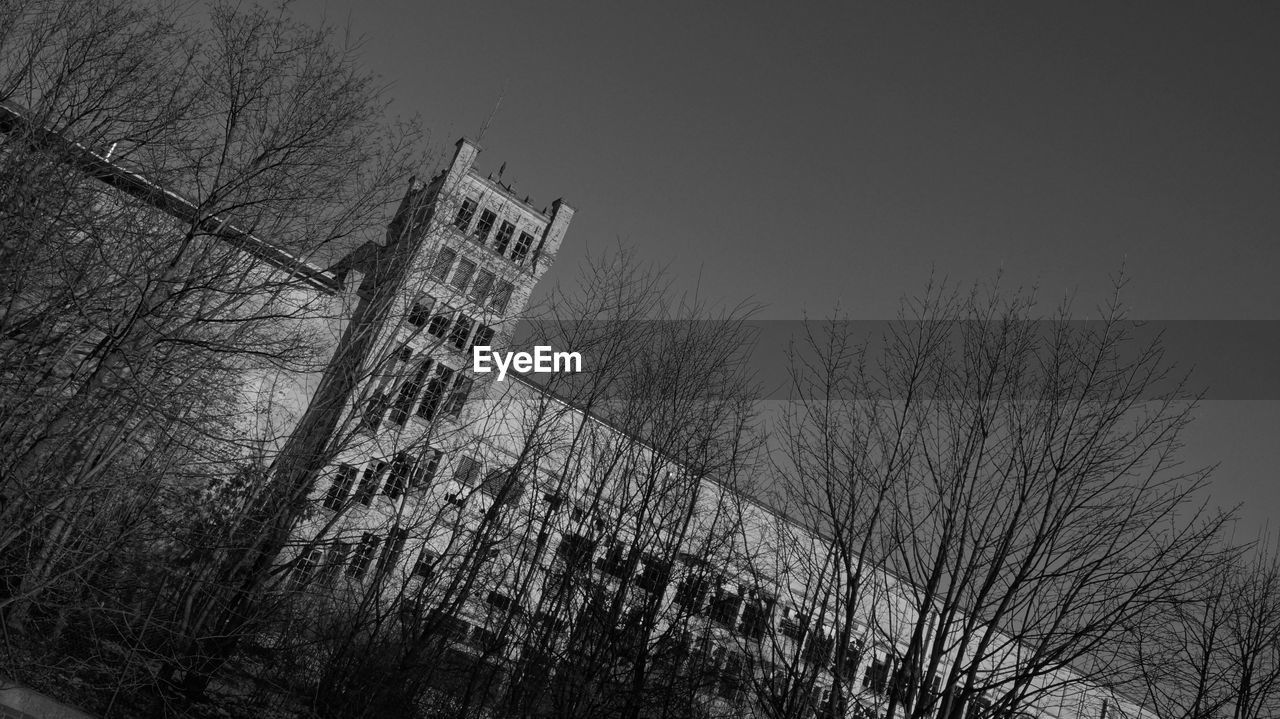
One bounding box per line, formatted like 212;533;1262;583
361;138;575;435
289;138;575;570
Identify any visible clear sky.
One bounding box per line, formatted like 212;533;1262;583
295;1;1278;535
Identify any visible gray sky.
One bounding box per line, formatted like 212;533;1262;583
298;1;1278;535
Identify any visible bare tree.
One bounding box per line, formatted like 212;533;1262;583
275;250;764;718
1133;533;1280;719
757;279;1229;719
0;0;421;712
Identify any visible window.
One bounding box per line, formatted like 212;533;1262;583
891;664;919;707
469;324;495;352
970;694;994;719
354;461;387;505
454;455;482;485
511;231;534;263
636;558;670;594
413;549;437;580
719;651;747;702
417;448;443;487
450;257;476;291
472;626;504;653
555;533;595;569
490;281;514;314
408;297;434;327
481;468;509;496
360;392;390;432
289;546;322;589
347;532;381;579
377;526;409;574
454;197;477;230
739;598;771;640
487;591;517;613
473;208;496;242
426;305;453;339
534;612;567;634
598;542;634;578
430;247;456;282
494;220;516;254
837;638;864;681
674;576;709;613
384;452;416;499
470;268;495;303
444;376;473;417
709;588;742;628
417;364;456;420
864;654;894;694
803;630;834;667
389;360;432;425
319;540;349;585
447;313;475;351
780;608;808;641
323;464;357;510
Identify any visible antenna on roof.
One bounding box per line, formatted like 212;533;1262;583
476;80;508;143
497;162;506;181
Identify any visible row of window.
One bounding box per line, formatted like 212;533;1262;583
597;540;671;594
548;531;879;672
406;295;496;355
290;527;411;586
666;634;916;715
453;197;536;266
364;357;474;431
429;246;516;313
664;637;756;704
322;449;444;510
292;531;1032;719
443;460;532;517
291;524;1022;719
444;455;482;506
538;491;609;532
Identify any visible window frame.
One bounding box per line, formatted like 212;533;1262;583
473;208;497;243
453;197;477;231
430;247;456;282
470;268;495;303
494;220;516;254
511;230;535;263
490;281;514;314
447;313;475;351
353;461;388;505
450;257;476;292
323;464;357;510
347;532;381;579
384;452;416;499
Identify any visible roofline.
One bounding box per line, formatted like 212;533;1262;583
0;101;343;295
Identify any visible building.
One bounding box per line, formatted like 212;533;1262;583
1;102;1151;719
259;141;1148;719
